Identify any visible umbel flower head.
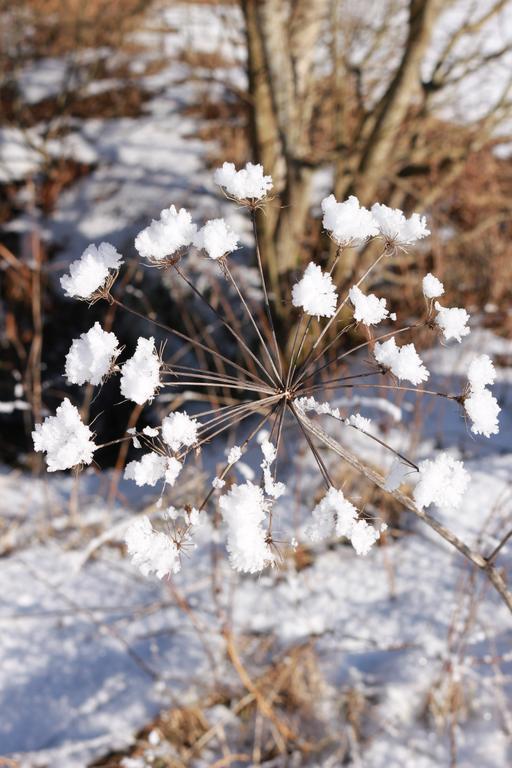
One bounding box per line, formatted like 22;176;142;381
37;163;504;588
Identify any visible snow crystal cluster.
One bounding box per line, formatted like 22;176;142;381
214;161;273;201
374;337;429;385
125;516;181;579
464;354;500;437
120;337;161;405
434;302;470;342
349;285;388;326
135;205;197;262
65;322;120;386
32;398;96;472
292;262;337;318
321;194;378;246
413;453;470;512
219;482;275;573
306;487;385;556
124;453;182;488
422;272;444;299
161;411;199;452
193;218;238;260
370;203;430;246
259;435;286;499
60;242;123;300
321;195;429;248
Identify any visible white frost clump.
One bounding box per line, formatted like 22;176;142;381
162;411;199;452
120;337;161;404
165;456;183;486
349;285;389;326
214;162;273;201
467;354;496;391
219;482;274;573
434;302;470;342
306;487;383;556
65;322;120;386
294;396;341;419
125;516;180;578
227;445;243;464
292;262;337;318
374;337;429;385
463;354;500;437
60;242;123;300
32;398;96;471
125;453;168;487
371;203;430;245
413;453;470;512
347;413;372;431
194;218;239;260
465;388;500;438
422;272;444;299
321;194;378;246
260;437;286;499
134;205;197;262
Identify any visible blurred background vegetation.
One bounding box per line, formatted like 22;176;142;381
1;0;512;466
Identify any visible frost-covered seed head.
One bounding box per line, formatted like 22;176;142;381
374;337;429;385
371;203;430;246
193;218;239;260
134;205;197;262
124;453;168;487
32;398;96;471
292;262;337;318
321;194;378;247
214;162;273;202
60;242;123;300
467;354;496;392
125;516;181;579
219;482;274;573
422;273;444;299
65;322;120;386
161;411;199;453
349;285;388;326
413;453;470;512
464;389;500;437
434;302;470;342
120;337;161;405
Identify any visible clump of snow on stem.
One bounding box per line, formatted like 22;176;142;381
413;453;470;511
371;203;430;246
374;337;429;385
463;354;500;437
214;162;273;201
134;205;197;262
125;453;167;487
162;411;199;453
347;413;372;431
60;242;123;300
65;322;120;386
422;272;444;299
120;337;161;404
194;218;238;260
219;482;274;573
306;487;384;556
259;434;286;499
294;396;341;419
227;445;242;465
434;302;470;342
321;194;378;246
349;285;389;326
32;398;96;471
125;516;180;578
292;262;337;318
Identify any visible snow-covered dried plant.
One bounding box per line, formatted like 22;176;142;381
33;163;511;611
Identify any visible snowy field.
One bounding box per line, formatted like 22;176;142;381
1;2;512;767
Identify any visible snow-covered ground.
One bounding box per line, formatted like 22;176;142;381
1;328;511;767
